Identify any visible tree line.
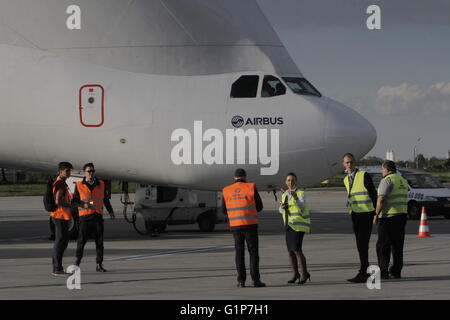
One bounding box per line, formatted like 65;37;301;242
0;169;48;185
359;155;450;172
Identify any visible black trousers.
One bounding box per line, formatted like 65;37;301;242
76;214;104;264
49;217;55;238
376;214;407;275
232;226;260;283
351;212;375;274
52;218;70;272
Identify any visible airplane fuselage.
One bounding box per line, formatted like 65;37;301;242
0;0;376;191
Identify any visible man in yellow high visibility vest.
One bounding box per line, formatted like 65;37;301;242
342;153;377;283
373;161;408;280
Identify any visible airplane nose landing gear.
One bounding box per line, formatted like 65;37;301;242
120;181;147;236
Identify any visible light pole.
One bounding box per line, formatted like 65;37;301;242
413;137;421;168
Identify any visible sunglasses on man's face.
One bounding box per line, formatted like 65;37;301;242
86;170;96;173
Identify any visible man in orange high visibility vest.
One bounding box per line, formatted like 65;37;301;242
51;162;74;276
222;168;265;288
73;163;115;272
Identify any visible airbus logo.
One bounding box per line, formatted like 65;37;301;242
231;116;244;128
231;116;284;128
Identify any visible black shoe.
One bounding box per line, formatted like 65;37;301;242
389;267;401;279
380;271;390;280
347;273;369;283
253;280;266;288
52;270;68;277
288;274;300;284
298;272;311;285
96;264;107;272
236;282;245;288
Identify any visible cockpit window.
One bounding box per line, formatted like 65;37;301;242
230;75;259;98
261;75;286;97
282;77;322;97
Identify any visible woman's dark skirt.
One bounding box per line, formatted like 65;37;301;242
285;227;305;252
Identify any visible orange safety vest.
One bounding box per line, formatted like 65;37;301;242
51;177;72;221
222;182;259;227
76;180;105;216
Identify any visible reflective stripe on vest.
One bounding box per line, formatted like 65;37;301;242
378;173;408;215
76;180;105;216
227;206;257;212
51;178;72;221
280;190;311;234
222;182;259;227
343;170;375;214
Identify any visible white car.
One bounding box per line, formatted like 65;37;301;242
363;167;450;220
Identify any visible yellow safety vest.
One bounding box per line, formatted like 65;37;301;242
344;170;375;214
378;173;408;215
280;190;311;234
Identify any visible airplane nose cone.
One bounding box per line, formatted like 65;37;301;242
324;99;377;171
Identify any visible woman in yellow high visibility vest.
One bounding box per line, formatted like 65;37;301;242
279;172;311;285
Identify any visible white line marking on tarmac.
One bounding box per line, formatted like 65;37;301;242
421;235;450;239
109;245;234;261
0;236;45;243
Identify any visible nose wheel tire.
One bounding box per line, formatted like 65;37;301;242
407;203;420;220
145;221;167;234
198;211;217;232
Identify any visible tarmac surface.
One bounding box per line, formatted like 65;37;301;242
0;189;449;300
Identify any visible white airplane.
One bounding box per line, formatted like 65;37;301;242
0;0;376;232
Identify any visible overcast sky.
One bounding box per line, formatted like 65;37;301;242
258;0;450;160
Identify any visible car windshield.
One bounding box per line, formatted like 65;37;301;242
402;174;444;189
282;77;322;97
